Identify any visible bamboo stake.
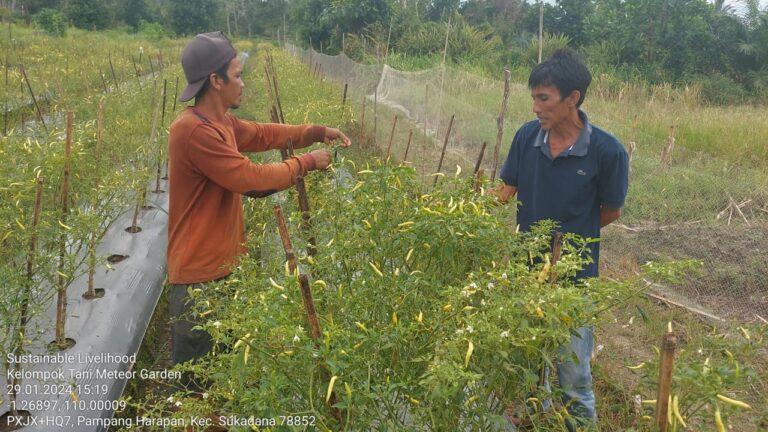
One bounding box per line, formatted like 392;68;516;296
433;113;455;187
655;325;677;432
20;64;46;133
492;69;511;181
403;130;413;162
55;112;74;350
385;114;398;161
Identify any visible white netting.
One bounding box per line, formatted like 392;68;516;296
284;43;768;325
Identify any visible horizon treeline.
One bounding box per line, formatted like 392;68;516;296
9;0;768;104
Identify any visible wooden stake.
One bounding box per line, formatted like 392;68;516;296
423;83;428;138
273;205;298;273
359;96;366;148
433;113;455;187
550;230;563;284
385;114;398;161
108;54;118;90
160;78;168;126
267;51;286;123
287;139;317;256
263;65;276;108
655;326;677;432
99;70;108;94
148;54;155;78
660;125;675;168
11;177;45;413
131;54;140;80
55;112;74;349
403;130;413;162
492;69;511;181
538;1;544;63
298;274;321;340
473;169;484;193
296;176;316;257
19;77;24;130
4;53;8;135
20;64;46;133
474;142;487;176
342;83;348;105
172;75;179;113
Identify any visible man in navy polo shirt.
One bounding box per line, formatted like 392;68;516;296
495;49;628;429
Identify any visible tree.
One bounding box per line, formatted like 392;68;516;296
66;0;109;30
116;0;152;30
168;0;219;36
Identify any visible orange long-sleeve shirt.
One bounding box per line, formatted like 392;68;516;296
167;108;325;284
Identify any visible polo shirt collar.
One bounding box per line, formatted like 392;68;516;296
534;110;592;159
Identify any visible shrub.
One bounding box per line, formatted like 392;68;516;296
691;73;748;106
33;8;66;37
138;20;165;41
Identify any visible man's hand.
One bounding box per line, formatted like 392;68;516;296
324;127;351;147
309;149;332;170
490;184;517;204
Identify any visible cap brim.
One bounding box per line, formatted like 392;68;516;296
179;77;206;102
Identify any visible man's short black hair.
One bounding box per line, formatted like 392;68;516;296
528;49;591;107
194;59;231;103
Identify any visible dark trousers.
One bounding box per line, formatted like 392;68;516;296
169;283;214;391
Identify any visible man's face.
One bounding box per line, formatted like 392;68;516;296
220;57;244;109
530;85;576;131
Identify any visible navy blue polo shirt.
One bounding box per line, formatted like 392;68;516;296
499;111;628;278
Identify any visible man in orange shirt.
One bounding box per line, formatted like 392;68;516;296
168;32;350;383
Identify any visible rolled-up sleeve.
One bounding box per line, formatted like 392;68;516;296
598;144;629;209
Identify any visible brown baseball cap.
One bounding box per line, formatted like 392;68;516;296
179;31;236;102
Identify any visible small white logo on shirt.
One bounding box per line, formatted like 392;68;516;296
576;169;587;176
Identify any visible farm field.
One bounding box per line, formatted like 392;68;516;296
0;27;766;432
